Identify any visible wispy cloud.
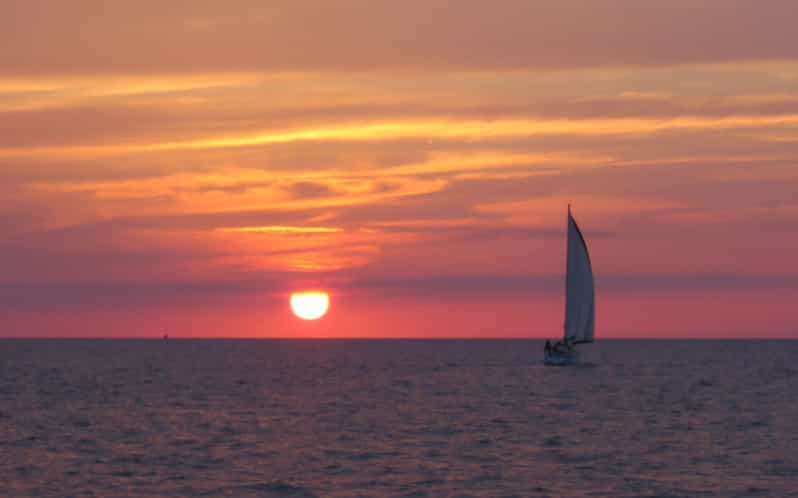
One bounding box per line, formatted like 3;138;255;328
218;226;343;234
5;114;798;159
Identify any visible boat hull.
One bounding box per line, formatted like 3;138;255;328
543;349;580;366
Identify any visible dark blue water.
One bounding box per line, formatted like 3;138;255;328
2;339;797;497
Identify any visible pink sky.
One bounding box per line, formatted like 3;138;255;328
2;1;797;337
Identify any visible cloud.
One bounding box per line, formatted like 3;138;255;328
284;181;335;199
0;279;286;311
5;114;798;159
343;272;798;299
598;273;798;292
2;1;797;75
5;271;794;312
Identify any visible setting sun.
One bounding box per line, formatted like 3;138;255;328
290;291;330;320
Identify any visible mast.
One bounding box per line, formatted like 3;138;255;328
562;204;570;341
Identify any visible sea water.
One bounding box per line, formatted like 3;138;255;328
2;339;797;497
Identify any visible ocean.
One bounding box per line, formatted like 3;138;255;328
2;339;797;497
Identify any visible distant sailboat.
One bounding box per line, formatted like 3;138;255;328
544;206;595;366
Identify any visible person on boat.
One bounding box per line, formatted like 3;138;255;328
544;340;551;354
552;338;573;354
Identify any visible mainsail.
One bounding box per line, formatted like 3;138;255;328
563;208;595;343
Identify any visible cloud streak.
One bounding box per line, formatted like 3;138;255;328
5;113;798;159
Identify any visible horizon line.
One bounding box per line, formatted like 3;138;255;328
2;336;796;340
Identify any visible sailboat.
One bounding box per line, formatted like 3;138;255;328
544;206;595;366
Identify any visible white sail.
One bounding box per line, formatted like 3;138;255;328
563;209;595;343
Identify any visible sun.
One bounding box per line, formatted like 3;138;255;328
290;291;330;320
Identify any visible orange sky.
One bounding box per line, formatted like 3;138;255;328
2;1;797;337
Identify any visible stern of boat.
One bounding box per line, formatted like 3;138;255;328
543;349;580;366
